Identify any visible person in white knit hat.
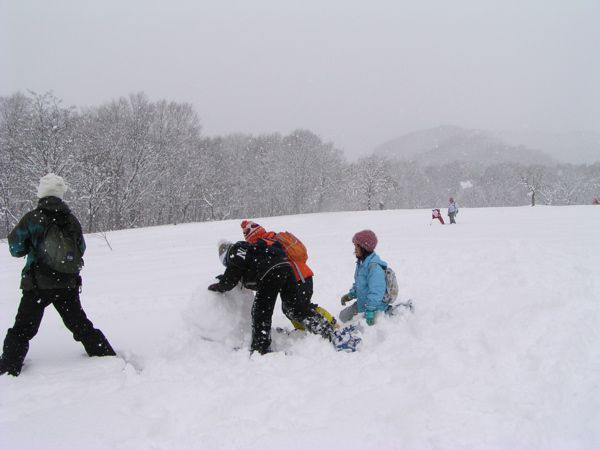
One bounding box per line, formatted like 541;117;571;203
36;172;68;199
0;173;116;377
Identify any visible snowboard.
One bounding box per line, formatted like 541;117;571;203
331;324;362;352
275;324;362;352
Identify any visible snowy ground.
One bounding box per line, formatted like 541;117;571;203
1;206;599;450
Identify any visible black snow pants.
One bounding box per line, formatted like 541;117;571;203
0;288;115;375
281;276;314;322
252;269;333;354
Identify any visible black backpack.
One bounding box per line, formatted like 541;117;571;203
36;215;84;274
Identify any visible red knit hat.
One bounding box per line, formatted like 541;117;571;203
352;229;378;252
240;220;266;243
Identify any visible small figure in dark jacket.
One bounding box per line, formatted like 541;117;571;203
208;239;335;354
0;174;115;377
448;197;459;224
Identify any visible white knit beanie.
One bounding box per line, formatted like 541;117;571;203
37;173;68;199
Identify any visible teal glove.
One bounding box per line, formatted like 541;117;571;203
365;309;375;326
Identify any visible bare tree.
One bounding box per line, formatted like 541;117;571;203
19;91;77;181
519;166;546;206
4;90;600;239
0;92;78;234
0;93;30;234
351;155;394;210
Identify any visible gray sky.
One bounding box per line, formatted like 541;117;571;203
1;0;599;158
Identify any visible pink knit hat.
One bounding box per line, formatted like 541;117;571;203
352;229;378;252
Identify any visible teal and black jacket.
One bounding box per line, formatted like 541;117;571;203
8;196;85;291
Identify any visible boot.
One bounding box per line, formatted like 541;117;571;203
301;313;335;340
0;356;22;376
80;329;116;357
0;332;29;376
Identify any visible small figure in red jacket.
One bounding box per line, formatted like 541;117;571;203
431;208;445;225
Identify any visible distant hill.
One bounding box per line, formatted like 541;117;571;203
374;126;556;166
494;130;600;165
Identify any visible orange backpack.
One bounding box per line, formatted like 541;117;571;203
273;231;308;263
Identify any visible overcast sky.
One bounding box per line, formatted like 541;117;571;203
1;0;599;158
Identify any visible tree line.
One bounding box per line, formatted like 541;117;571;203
1;91;598;237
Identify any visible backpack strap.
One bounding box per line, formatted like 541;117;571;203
290;260;306;283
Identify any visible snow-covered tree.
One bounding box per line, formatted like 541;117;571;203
2;90;599;239
519;166;547;206
0;93;30;234
0;92;77;233
350;155;394;210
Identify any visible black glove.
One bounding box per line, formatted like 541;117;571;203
208;283;222;292
341;294;352;305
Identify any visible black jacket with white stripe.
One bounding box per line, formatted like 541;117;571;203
213;240;292;292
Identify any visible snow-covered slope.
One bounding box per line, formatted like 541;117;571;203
1;206;599;449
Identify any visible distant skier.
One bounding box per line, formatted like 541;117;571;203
0;174;116;377
448;197;459;224
339;230;389;326
208;239;341;354
431;208;445;225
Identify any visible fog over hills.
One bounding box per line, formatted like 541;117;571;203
374;126;599;166
495;130;600;165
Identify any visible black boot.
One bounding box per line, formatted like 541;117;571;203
0;356;22;377
1;332;29;376
80;329;116;357
301;313;335;340
250;325;272;355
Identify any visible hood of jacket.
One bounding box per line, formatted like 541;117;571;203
37;196;71;226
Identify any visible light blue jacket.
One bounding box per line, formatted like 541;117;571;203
347;252;388;313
